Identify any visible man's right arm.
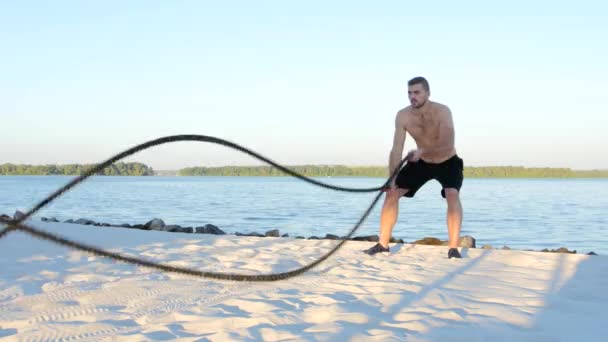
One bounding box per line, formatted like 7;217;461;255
389;111;407;179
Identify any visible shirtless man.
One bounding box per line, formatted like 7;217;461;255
364;76;464;259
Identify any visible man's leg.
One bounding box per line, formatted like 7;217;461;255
378;188;409;248
444;188;462;248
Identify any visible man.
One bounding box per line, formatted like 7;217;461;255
364;76;464;259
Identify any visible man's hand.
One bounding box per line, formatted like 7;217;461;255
407;149;423;162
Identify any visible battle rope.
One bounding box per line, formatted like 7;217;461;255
0;134;407;281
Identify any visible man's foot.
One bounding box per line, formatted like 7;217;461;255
448;248;462;259
364;243;390;255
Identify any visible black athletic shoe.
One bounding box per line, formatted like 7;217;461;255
364;243;390;255
448;248;462;259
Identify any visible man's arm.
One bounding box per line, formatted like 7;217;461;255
389;111;407;177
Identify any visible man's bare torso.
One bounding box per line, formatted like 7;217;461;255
398;101;456;163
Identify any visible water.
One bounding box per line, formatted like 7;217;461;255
1;176;607;254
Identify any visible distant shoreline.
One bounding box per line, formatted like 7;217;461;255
2;162;608;178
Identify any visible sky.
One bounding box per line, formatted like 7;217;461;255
1;0;606;170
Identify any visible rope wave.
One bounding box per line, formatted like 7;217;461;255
0;134;406;281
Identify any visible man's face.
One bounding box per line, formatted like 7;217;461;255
408;83;429;108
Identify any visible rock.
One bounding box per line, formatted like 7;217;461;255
13;210;25;221
296;236;305;239
74;218;96;225
265;229;280;237
169;226;192;233
235;232;264;237
352;235;379;242
542;247;576;254
482;244;493;250
0;214;11;221
132;224;145;229
281;233;289;238
389;237;405;244
309;236;320;240
118;223;132;228
144;218;165;231
413;237;443;246
324;234;340;240
459;235;476;248
64;219;75;223
165;225;183;232
195;224;225;235
587;251;598;256
502;246;511;250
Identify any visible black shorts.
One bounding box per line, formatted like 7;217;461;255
395;154;464;198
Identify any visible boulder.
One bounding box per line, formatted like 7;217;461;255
265;229;280;237
195;224;225;235
74;218;96;225
413;237;442;246
143;218;165;231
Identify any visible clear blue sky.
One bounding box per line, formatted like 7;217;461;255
1;1;606;170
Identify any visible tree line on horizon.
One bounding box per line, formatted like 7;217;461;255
0;162;154;176
178;165;608;178
1;163;607;178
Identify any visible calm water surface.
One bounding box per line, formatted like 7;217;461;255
1;176;606;254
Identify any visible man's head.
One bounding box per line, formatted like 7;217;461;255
408;77;430;108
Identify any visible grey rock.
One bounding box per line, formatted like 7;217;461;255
459;235;476;248
281;233;289;238
144;218;165;231
13;210;25;221
352;235;379;242
235;232;264;237
265;229;280;237
168;226;192;233
324;234;340;240
165;225;182;232
74;218;96;225
195;224;225;235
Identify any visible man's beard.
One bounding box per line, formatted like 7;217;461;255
412;99;426;108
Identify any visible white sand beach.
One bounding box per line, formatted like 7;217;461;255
1;221;607;341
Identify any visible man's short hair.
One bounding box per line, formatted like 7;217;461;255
408;77;430;92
